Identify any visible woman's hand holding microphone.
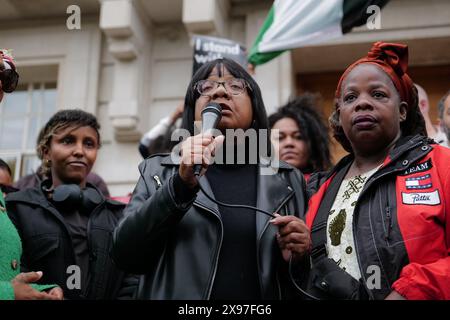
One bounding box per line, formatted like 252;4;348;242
179;133;225;189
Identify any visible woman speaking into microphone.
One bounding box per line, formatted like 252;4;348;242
112;58;310;300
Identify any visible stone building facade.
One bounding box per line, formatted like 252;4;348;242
0;0;449;195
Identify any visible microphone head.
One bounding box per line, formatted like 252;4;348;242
201;102;222;117
201;102;222;133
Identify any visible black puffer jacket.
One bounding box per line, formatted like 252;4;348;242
112;154;307;300
6;184;137;300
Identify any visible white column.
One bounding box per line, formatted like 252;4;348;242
99;0;152;141
182;0;230;36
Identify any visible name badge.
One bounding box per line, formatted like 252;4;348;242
402;190;440;206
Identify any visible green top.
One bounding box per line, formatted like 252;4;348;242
0;192;55;300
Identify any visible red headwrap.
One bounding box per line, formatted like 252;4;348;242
335;42;414;108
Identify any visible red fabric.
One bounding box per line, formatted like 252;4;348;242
305;174;334;229
306;146;450;299
303;173;311;184
391;146;450;300
110;195;132;204
335;42;415;108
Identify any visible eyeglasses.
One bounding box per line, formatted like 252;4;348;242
0;68;19;93
194;78;251;96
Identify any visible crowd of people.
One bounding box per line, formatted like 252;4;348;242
0;41;449;300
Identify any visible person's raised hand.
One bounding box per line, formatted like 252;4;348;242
179;133;225;189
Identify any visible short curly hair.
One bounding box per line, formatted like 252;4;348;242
330;68;425;153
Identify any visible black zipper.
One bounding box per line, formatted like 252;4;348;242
153;175;162;189
384;206;392;240
351;169;394;300
84;202;104;298
193;201;223;300
42;204;77;259
351;153;424;298
351;200;372;298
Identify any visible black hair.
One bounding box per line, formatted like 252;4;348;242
182;58;269;133
269;94;332;172
0;158;12;177
330;71;425;153
180;58;271;155
438;90;450;120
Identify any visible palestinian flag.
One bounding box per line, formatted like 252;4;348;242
248;0;390;66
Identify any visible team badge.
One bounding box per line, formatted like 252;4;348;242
405;174;432;190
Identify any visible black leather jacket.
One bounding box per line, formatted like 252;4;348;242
112;154;307;300
6;184;137;300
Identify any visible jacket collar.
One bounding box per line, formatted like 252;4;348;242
254;165;295;240
387;134;434;163
326;134;433;180
7;186;74;240
160;153;292;169
7;181;123;215
309;135;434;240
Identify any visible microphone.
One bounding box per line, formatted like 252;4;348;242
193;102;222;176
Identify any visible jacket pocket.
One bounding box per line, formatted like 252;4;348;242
26;234;60;264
